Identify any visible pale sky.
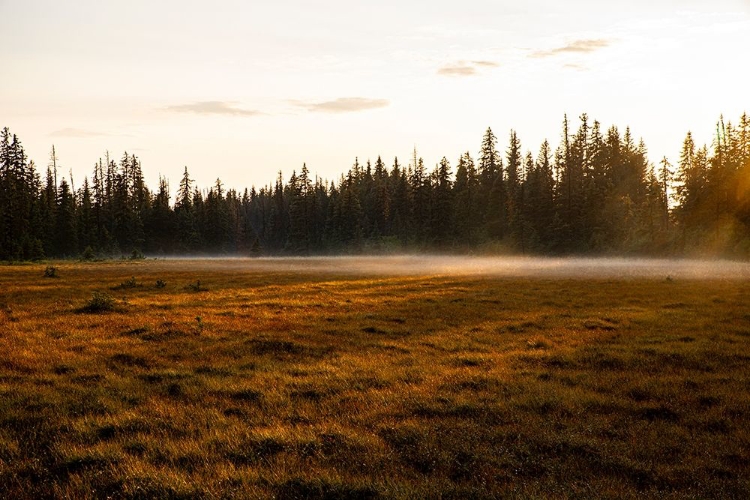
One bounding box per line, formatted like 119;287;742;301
2;0;749;193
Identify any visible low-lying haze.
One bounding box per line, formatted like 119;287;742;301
159;256;750;280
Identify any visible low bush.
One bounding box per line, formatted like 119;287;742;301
112;276;140;290
80;292;116;313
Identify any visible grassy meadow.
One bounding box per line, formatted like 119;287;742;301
0;258;748;499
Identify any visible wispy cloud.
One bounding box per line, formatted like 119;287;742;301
163;101;262;116
530;39;611;58
437;60;499;77
563;63;588;71
49;128;107;138
294;97;390;113
438;64;477;76
471;60;500;68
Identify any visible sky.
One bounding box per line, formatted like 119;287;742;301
1;0;749;194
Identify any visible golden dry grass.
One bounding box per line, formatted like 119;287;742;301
0;258;748;499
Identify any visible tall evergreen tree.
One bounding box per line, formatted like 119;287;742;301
453;152;479;244
55;178;78;257
430;157;453;245
506;130;523;245
175;167;198;252
478;127;501;229
389;158;409;248
78;178;94;253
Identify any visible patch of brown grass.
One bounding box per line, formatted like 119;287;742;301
0;259;748;498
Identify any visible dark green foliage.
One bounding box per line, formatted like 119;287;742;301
2;114;750;259
80;292;116;313
112;276;140;290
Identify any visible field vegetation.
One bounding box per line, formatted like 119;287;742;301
0;258;748;499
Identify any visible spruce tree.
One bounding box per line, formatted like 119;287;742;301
78;178;94;254
389;158;409;248
430;157;453;246
506;130;522;246
175;167;198;252
55;178;78;257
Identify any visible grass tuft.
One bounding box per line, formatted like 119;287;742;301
111;276;141;290
79;291;117;313
184;279;207;292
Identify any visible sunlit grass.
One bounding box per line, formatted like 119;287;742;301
0;259;748;498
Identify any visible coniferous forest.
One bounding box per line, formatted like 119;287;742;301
1;113;750;260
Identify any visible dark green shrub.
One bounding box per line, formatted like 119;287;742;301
80;292;116;313
112;276;140;290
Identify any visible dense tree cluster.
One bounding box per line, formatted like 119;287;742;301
1;113;749;260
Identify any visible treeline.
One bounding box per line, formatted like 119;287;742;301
1;113;749;260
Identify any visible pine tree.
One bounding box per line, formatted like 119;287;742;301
287;168;309;253
453;152;479;245
674;132;701;246
39;165;58;256
659;156;672;231
553;115;580;251
337;171;363;249
389;158;409;248
506;130;521;198
148;175;174;254
430;157;453;246
55;178;78;257
409;152;430;245
372;156;390;239
129;154;148;252
534;140;556;251
506;130;523;245
269;171;288;251
583;120;610;250
516;152;534;253
175;167;198;252
0;131;35;259
479;127;500;188
78;177;94;253
309;177;325;251
204;178;231;253
91;159;105;251
478;127;501;231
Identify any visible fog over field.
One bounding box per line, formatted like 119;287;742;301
161;256;750;280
